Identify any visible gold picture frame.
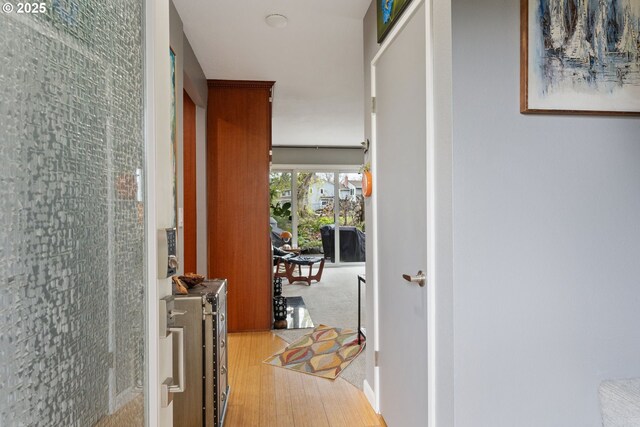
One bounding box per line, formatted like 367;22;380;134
520;0;640;116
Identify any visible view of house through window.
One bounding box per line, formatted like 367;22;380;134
297;172;335;263
269;172;293;237
270;170;365;265
338;172;366;263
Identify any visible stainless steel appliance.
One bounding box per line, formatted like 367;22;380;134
172;279;229;427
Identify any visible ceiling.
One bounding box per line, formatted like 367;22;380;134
172;0;371;147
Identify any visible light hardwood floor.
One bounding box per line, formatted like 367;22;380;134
225;332;385;427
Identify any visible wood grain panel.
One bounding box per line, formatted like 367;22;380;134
183;90;197;274
224;332;386;427
225;332;386;427
207;80;275;332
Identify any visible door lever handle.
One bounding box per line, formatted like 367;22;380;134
402;270;426;287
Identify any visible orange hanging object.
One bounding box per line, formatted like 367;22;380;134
362;170;372;197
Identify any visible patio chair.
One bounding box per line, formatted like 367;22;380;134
270;217;285;247
273;246;294;280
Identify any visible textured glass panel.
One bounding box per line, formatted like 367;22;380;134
0;1;145;426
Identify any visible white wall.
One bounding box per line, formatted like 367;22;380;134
196;106;208;275
170;0;184;276
452;0;640;426
183;38;208;108
170;0;208;276
180;16;209;275
362;0;378;400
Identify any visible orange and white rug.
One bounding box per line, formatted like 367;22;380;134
264;324;365;380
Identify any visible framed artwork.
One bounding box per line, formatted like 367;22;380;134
521;0;640;115
377;0;414;43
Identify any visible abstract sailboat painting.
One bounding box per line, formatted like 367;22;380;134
521;0;640;114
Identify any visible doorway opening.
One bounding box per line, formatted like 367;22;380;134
269;166;368;389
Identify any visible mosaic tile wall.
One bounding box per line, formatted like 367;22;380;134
0;1;145;425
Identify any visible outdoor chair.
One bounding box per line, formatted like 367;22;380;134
273;246;294;279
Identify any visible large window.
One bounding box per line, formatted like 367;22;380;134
269;171;293;237
338;173;365;263
270;169;365;265
297;172;335;261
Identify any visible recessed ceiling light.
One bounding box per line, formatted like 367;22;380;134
265;14;288;28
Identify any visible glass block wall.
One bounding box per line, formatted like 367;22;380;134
0;1;145;425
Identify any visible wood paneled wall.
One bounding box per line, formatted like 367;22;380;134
207;80;275;332
183;90;197;274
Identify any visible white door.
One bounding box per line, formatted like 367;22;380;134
373;3;428;426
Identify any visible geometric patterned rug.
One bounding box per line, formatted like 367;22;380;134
264;324;365;380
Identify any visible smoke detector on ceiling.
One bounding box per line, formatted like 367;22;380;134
265;14;288;28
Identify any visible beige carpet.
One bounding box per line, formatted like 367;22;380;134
274;265;366;389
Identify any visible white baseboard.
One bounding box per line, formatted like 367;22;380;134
364;379;378;413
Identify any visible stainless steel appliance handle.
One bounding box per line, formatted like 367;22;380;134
169;327;186;393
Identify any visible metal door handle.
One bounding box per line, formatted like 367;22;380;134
169;327;185;393
402;270;426;287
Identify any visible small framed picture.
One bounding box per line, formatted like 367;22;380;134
377;0;414;43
